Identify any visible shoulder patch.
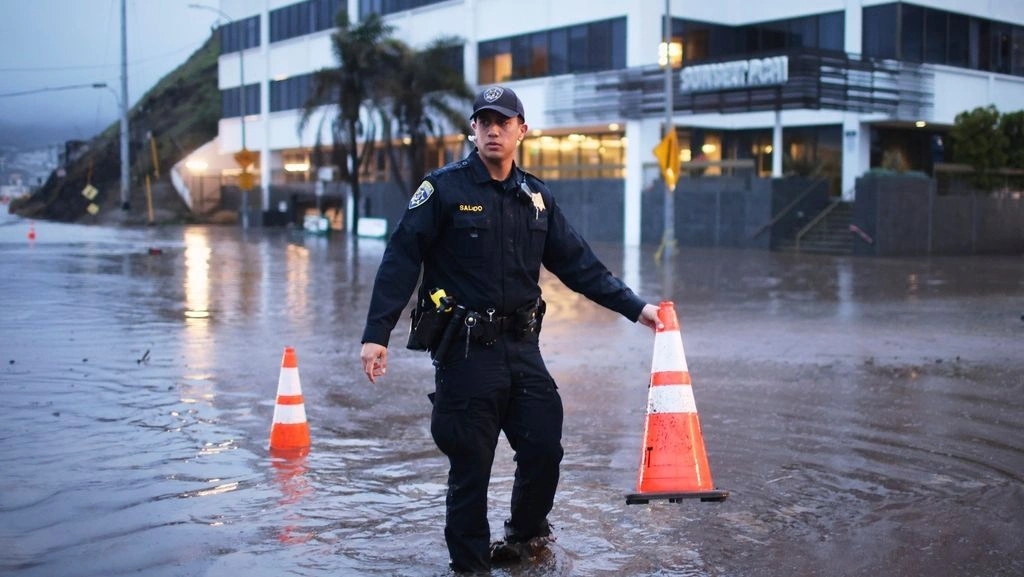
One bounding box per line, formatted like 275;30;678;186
409;180;434;209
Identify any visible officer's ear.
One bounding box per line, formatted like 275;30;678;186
519;122;528;142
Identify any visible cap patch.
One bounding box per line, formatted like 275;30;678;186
483;87;504;102
409;180;434;209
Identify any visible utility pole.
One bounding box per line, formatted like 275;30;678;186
119;0;131;210
661;0;677;258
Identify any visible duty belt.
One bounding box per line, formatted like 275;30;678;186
465;298;545;347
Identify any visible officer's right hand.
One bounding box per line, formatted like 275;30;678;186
360;342;388;383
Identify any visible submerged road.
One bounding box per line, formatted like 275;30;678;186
1;218;1021;576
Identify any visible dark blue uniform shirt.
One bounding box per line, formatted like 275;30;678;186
361;149;646;347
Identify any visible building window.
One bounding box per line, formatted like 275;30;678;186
901;4;925;63
358;0;448;19
271;0;343;43
818;12;844;52
478;17;627;84
861;4;895;61
948;13;969;67
220;15;260;54
270;74;314;112
924;9;948;64
520;131;626;180
479;39;512;84
672;11;845;64
221;84;261;118
864;3;1024;77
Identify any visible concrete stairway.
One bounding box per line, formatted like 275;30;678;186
776;201;854;255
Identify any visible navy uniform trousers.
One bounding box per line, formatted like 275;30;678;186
429;332;563;573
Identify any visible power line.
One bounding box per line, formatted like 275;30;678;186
0;83;109;99
0;40;209;73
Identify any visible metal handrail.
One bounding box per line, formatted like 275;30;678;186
795;198;841;251
849;224;874;244
748;176;828;239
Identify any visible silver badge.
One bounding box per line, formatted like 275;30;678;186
483;87;503;103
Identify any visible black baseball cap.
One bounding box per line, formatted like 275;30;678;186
471;86;525;121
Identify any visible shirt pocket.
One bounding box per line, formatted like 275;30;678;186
452;213;492;262
526;213;548;267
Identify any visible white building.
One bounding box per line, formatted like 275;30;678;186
205;0;1024;244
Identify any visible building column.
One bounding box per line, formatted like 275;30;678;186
624;120;644;247
772;110;783;177
624;119;665;247
841;115;861;201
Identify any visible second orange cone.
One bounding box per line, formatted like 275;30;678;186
270;347;311;456
626;301;727;504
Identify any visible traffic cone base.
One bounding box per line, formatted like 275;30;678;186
625;489;729;505
270;347;310;452
626;301;727;505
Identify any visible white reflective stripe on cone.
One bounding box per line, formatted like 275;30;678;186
272;403;307;424
277;368;302;396
651;331;688;374
647;384;698;414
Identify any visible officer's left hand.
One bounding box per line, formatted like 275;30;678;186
360;342;388;383
637;304;663;331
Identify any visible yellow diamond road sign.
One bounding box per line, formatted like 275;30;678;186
82;184;98;200
234;148;257;169
653;130;680;189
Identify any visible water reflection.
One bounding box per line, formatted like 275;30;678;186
271;454;314;545
184;228;211;320
286;243;311;324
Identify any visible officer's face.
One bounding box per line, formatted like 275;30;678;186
472;111;527;164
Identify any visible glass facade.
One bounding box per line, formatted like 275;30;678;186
221;84;261;118
358;0;449;19
667;126;842;194
479;18;627;83
671;11;844;64
270;74;314;113
270;0;344;43
219;15;260;55
862;2;1024;76
520;131;627;180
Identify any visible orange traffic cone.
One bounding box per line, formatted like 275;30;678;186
269;347;310;456
626;301;728;504
27;222;35;241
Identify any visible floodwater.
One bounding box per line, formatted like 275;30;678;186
1;214;1022;577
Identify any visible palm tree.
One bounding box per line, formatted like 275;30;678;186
299;10;401;230
379;37;474;195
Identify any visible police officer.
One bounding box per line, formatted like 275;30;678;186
360;85;661;574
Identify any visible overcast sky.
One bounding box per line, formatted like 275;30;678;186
0;0;218;148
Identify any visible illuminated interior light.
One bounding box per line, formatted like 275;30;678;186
657;41;683;67
284;162;310;172
185;159;208;173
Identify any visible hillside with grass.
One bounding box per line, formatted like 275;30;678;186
12;32;220;224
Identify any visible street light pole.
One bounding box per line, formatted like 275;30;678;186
119;0;131;210
661;0;677;259
189;3;249;228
